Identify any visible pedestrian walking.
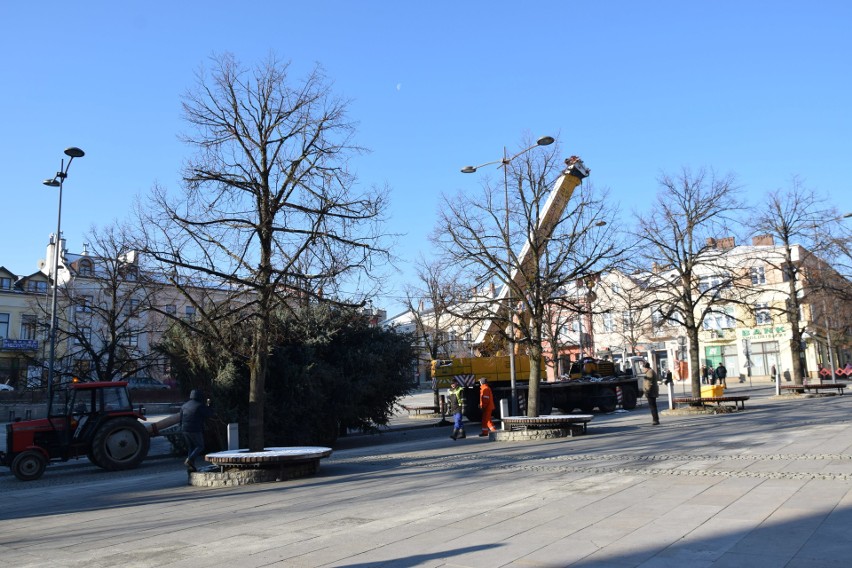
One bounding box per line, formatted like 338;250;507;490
478;377;497;437
770;364;778;382
447;380;466;440
715;362;728;388
180;389;215;472
642;362;660;425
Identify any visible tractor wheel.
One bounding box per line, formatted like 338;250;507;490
12;450;47;481
91;417;150;471
87;450;103;468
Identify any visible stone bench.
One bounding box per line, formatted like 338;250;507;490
191;446;333;487
401;404;440;416
780;384;846;395
673;396;750;410
501;414;594;435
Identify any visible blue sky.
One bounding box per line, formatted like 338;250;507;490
1;1;849;316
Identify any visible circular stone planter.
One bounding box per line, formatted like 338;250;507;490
189;446;332;487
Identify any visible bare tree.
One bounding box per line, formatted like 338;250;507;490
433;140;622;416
594;271;656;357
750;178;846;383
632;167;742;397
403;257;472;410
136;53;390;451
32;223;162;382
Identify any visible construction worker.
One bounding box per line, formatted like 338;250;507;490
478;377;497;436
447;380;466;440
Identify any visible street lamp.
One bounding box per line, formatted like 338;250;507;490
461;135;554;415
42;147;85;409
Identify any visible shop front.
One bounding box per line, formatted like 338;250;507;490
739;325;790;382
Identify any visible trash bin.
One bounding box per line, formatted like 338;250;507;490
701;385;724;397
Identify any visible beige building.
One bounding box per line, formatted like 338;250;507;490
587;236;850;383
0;266;50;388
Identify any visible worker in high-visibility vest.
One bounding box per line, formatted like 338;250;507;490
478;377;496;437
448;380;466;440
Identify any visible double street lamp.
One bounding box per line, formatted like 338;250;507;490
461;135;554;415
42;147;85;406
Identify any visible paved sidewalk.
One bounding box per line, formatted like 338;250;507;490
2;383;851;567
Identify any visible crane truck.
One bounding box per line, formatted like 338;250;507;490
431;156;642;419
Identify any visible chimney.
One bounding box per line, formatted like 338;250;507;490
752;234;775;246
717;237;735;250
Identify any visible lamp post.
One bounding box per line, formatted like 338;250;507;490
42;147;85;408
461;135;554;415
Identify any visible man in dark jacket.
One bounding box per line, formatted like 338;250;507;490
642;362;660;425
714;362;728;388
180;389;215;472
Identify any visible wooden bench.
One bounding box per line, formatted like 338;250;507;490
780;383;846;395
673;396;750;410
401;404;440;416
501;414;594;434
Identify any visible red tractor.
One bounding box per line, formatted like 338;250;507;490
1;381;151;481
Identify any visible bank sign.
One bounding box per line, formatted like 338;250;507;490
741;326;786;340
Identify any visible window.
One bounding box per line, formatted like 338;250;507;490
621;310;634;331
755;303;772;325
21;315;37;340
702;307;735;330
571;318;580;333
750;265;766;285
78;259;93;277
127;298;140;317
0;313;8;338
0;276;11;290
164;304;176;316
76;295;93;312
652;309;664;328
184;306;196;320
123;332;139;347
698;274;729;293
610;282;621;294
26;280;48;293
75;327;92;345
602;312;614;332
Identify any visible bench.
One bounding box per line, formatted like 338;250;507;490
673;396;750;410
501;414;594;434
401;404;440;416
780;383;846;395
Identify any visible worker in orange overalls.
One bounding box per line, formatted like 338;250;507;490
478;377;497;437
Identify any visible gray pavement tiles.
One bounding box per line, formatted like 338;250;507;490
1;383;851;567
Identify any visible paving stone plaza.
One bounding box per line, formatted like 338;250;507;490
1;380;851;567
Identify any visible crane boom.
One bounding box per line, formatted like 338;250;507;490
474;156;589;346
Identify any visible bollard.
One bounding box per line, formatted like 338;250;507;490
499;398;510;430
227;423;239;450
